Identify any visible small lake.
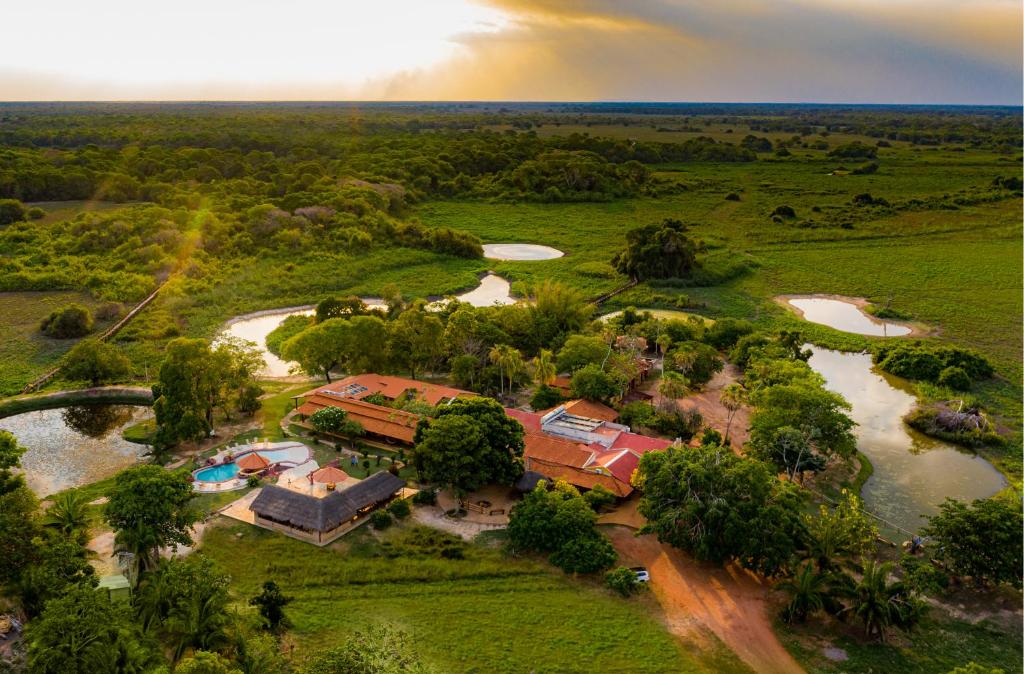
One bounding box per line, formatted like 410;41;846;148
807;346;1006;535
788;297;912;336
483;243;564;261
0;404;153;496
600;308;713;324
450;273;515;307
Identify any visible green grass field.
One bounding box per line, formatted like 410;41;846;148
201;520;740;673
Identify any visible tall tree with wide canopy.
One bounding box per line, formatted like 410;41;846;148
152;338;219;446
104;464;198;571
387;302;444;380
412;397;524;494
612;219;700;281
636;443;807;577
62;338;132;387
922;496;1023;588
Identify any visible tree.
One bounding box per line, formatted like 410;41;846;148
302;624;435;674
922;497;1023;588
12;537;98;618
612;219;700;281
0;483;39;585
315;295;369;322
777;561;836;623
529;384;564;411
720;383;746;445
489;343;524;396
636;444;807;577
42;489;93;541
40;303;94;338
605;567;640;597
62;338;132;387
211;336;266;419
749;377;856;468
0;429;27;496
532;348;556;387
529;280;593;348
26;585;156;674
556;334;608;373
281;319;348;382
152;338;219;447
309;406;364;446
387;303;444;380
104;464;198;571
805;489;877;571
570;363;619;403
842;559;924;642
657;371;689;399
666;341;722;385
0;197;28;225
250;581;292;632
550;533;617;574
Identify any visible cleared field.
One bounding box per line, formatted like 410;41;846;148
200;520;739;673
0;290;116;396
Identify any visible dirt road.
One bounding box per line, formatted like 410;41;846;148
604;524;804;674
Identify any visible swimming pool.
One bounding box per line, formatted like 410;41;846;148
192;444;312;489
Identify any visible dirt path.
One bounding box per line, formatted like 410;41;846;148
603;518;803;674
666;363;752;447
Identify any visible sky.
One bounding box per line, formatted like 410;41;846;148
1;0;1020;104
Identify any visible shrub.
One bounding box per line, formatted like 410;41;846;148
549;533;617;574
0;198;27;226
387;498;411;519
370;510;393;530
574;261;619;278
937;366;971;391
583;485;617;512
40;303;94;338
246;475;261;488
530;384;565;411
412;489;437;506
605;566;640;597
771;205;796;218
724;192;740;201
26;207;46;220
703;318;754;349
617;401;655;430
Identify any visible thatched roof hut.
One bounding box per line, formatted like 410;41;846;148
250;472;405;543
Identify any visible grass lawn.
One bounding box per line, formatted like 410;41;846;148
0;290;118;396
778;612;1022;674
200;519;738;673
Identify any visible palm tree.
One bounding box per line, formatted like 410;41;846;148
720;383;747;445
43;489;92;540
845;559;915;642
165;585;232;662
532;349;556;387
502;347;526;395
777;561;830;623
658;371;689;400
488;345;506;395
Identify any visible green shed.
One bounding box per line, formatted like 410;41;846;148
98;573;131;603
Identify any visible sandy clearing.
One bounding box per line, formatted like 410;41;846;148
605;525;804;674
666;364;752;448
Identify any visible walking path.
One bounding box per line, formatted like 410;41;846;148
602;504;804;674
412;505;506;541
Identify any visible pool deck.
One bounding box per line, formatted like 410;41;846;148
192;441;313;493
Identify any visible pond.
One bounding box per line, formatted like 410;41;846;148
0;404;153;496
221;275;516;377
599;308;713;324
482;243;564;261
786;297;912;336
806;346;1006;535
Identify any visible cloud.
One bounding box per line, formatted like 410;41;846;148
369;0;1023;104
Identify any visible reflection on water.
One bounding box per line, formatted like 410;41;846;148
0;405;153;496
483;243;564;260
789;298;911;336
807;346;1006;534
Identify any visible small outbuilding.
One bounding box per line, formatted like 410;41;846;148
249;472;405;545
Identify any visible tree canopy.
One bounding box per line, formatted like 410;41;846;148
611;219;701;281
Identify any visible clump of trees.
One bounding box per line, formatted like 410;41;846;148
61;338;131;386
309;406;364;446
612;219;701;281
922;496;1022;588
873;343;994;389
828;141;878;159
40;303;94;338
507;480;617;575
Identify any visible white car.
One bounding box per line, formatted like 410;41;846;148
631;567;650;582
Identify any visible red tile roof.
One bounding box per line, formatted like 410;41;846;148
504;407;543;434
525;457;633;497
592;449;640;484
521;431;593;469
609;431;673;453
307;374;473;407
297;395;421;444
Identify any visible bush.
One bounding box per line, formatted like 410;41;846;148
605;566;640;597
724;192;740;201
387;498;411;519
370;510;393;530
26;206;46;220
574;261;619;278
583;485;617;512
874;343;993;384
771;205;796;218
530;384;565;411
0;198;27;225
246;475;261;488
549;533;617;574
937;366;971;391
412;489;437;506
617;401;655;430
703;318;754;349
40;303;95;338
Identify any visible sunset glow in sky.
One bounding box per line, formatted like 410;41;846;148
1;0;1020;103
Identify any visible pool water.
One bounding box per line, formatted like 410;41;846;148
193;448;308;483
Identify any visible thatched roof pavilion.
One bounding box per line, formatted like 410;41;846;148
249;472;405;545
